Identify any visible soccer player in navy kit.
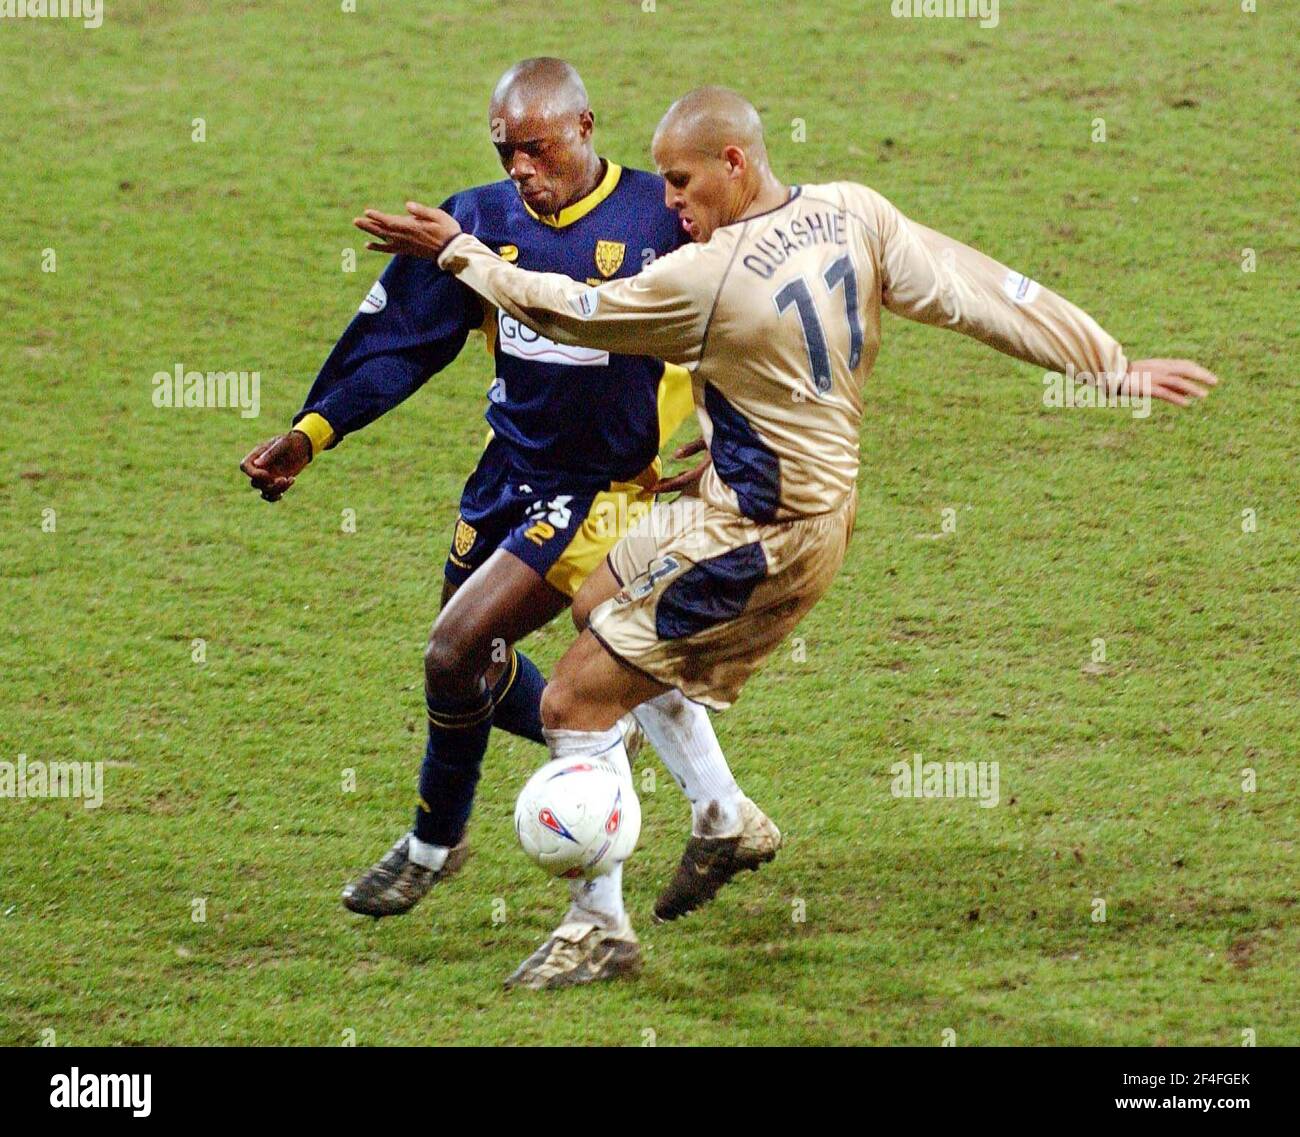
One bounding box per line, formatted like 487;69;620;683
241;61;781;955
360;84;1218;989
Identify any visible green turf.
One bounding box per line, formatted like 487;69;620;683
1;0;1296;1046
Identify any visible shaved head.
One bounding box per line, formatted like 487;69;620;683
653;86;769;168
487;58;602;219
490;57;590;123
651;87;785;243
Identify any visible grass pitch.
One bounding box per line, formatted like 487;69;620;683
1;0;1296;1046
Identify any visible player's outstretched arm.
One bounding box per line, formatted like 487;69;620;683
649;437;711;495
238;227;481;503
356;202;706;365
864;188;1219;409
1121;358;1218;407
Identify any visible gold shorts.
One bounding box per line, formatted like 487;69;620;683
588;487;857;710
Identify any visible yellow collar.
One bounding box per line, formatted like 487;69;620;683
522;161;622;228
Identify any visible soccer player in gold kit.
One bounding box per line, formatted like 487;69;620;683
357;85;1218;990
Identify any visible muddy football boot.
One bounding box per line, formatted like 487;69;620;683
341;832;470;918
654;797;781;922
504;916;642;990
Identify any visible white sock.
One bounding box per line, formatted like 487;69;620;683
566;863;626;931
407;833;449;871
544;724;632;784
544;725;632;931
633;689;743;836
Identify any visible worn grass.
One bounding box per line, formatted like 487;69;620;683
1;0;1295;1045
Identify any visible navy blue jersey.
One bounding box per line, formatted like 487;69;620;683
296;162;690;490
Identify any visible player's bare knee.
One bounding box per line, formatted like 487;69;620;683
538;675;598;738
539;679;576;731
423;627;471;692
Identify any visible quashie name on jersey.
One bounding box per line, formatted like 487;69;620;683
741;208;848;280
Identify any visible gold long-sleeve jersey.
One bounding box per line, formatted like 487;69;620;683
439;181;1129;523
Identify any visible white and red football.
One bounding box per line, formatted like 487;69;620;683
513;757;641;879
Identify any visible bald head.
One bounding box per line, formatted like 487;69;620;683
653;86;768;168
488;58;602;219
490;57;590;123
652;87;783;243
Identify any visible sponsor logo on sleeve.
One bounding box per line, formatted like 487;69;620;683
1002;271;1040;305
359;280;387;314
568;286;600;319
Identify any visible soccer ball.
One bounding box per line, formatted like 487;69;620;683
514;757;641;879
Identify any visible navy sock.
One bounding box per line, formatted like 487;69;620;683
414;683;494;847
491;649;546;745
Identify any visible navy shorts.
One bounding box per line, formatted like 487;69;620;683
444;439;656;599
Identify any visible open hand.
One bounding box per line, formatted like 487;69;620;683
353;202;462;259
1123;359;1219;407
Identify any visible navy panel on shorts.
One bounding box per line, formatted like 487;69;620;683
654;541;769;640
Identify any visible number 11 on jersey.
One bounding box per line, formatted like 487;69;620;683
773;253;863;396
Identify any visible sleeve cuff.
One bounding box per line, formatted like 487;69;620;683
293;412;335;457
436;232;479;272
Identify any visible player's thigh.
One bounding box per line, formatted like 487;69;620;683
510;483;652;604
440;577;459;609
571;560;621;632
570;491;663;630
542;628;669;732
427;548;569;677
586;492;854;711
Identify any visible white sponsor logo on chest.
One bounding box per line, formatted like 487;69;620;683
498;311;608;366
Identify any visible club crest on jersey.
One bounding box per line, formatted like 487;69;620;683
594;239;625;278
453;517;477;557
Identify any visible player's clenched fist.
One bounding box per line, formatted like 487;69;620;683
239;430;312;502
354;202;463;259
